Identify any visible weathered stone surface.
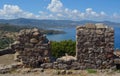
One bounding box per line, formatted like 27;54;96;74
57;54;77;62
95;23;107;29
85;23;96;29
11;28;51;68
30;38;39;44
114;59;120;64
0;63;22;74
76;23;114;69
41;63;53;69
76;26;85;30
114;50;120;57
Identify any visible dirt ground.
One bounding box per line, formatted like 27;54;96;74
0;69;120;76
0;54;15;65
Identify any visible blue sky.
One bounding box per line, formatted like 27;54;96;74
0;0;120;22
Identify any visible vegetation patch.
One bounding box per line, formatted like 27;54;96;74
86;69;97;74
51;40;76;58
0;37;14;49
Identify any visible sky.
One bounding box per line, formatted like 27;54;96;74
0;0;120;22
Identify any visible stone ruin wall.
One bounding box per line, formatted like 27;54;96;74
76;23;114;69
9;23;115;69
11;28;51;68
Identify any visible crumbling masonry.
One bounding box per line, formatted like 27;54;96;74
76;23;114;69
11;23;115;69
11;28;51;68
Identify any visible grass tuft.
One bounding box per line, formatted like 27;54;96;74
87;69;97;74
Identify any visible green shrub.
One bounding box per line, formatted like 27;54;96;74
0;37;14;49
51;40;76;58
87;69;97;74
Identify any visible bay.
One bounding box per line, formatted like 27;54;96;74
47;27;120;49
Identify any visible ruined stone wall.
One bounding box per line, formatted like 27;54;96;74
11;28;51;68
76;23;114;69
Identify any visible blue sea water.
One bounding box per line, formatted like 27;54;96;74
47;27;120;49
47;28;76;41
115;27;120;49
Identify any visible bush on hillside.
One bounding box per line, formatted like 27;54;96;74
51;40;76;58
0;37;14;49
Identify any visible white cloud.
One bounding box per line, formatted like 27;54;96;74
72;9;79;14
112;13;120;19
0;1;119;22
57;13;63;17
47;0;63;12
100;11;106;16
0;4;37;19
86;8;93;13
85;8;99;17
46;0;109;20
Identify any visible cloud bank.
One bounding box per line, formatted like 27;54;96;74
0;0;119;22
0;4;37;19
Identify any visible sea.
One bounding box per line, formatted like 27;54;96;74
47;27;120;49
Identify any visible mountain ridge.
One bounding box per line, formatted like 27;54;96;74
0;18;119;28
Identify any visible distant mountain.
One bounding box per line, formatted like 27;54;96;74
0;18;120;28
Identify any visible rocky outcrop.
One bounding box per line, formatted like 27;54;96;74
11;28;51;68
76;23;114;69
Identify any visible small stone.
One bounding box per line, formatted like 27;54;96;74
33;32;40;36
76;26;85;30
85;23;96;29
14;52;20;61
40;68;44;72
102;61;108;65
56;70;60;75
114;59;120;64
12;41;20;45
41;63;53;69
107;54;113;58
96;30;103;34
61;70;66;75
21;68;31;73
30;38;38;44
57;64;68;70
66;70;73;74
32;28;39;32
95;23;106;29
96;60;102;65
